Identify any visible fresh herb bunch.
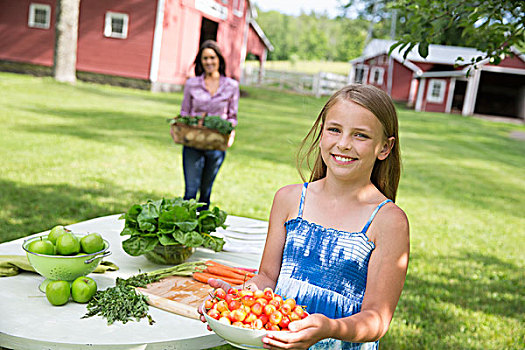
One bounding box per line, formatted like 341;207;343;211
82;276;155;325
120;197;226;257
169;115;234;135
82;261;206;325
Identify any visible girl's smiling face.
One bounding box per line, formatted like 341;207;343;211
320;99;394;181
201;48;220;75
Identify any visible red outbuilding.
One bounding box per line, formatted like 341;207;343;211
350;39;525;120
0;0;273;91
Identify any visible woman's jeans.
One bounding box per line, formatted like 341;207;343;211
182;146;226;211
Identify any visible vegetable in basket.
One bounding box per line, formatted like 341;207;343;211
169;115;234;135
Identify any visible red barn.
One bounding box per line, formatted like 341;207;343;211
0;0;273;91
350;39;525;120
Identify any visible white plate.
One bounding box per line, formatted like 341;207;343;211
222;244;264;254
221;230;267;241
227;227;268;235
224;238;266;247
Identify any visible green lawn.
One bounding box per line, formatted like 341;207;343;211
0;72;523;349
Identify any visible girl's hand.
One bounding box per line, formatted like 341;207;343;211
197;278;233;331
262;314;332;350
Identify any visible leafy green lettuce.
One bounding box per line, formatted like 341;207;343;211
119;198;226;256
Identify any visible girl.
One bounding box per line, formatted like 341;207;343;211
203;84;409;349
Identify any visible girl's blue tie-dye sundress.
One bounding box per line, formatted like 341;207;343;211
275;183;392;350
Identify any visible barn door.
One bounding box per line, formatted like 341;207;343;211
451;80;467;113
199;17;218;46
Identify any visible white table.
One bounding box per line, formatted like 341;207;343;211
0;214;267;350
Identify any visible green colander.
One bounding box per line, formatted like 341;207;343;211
22;234;111;292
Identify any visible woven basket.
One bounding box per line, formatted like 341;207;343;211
170;123;229;151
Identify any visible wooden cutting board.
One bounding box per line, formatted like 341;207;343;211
137;276;213;320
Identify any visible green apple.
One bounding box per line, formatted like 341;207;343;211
45;280;71;306
71;276;97;303
48;225;69;245
55;233;80;255
27;237;55;255
80;233;105;254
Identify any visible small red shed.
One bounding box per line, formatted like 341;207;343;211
350;39;525;120
0;0;273;91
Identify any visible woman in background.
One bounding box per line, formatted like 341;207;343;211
179;40;239;210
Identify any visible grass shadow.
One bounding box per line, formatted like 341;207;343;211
382;251;524;349
0;178;159;244
15;106;171;147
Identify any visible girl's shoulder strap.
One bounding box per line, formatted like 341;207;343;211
360;199;393;234
297;183;309;218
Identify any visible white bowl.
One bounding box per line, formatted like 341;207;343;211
203;311;271;349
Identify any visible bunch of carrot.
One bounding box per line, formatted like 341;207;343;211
193;260;256;286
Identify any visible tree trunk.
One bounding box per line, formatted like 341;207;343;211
53;0;80;83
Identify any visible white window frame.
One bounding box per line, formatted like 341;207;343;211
104;12;129;39
233;0;244;17
427;79;447;103
354;64;369;84
28;3;51;29
370;67;384;85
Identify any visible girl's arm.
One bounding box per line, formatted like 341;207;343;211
200;185;298;295
330;204;410;342
198;186;297;328
244;185;300;291
263;203;409;348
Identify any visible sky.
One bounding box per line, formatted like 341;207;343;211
252;0;345;18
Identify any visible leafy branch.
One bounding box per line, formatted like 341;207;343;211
387;0;524;71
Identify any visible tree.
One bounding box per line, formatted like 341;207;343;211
391;0;524;67
255;9;368;62
53;0;81;83
255;10;296;60
335;18;368;61
342;0;525;69
296;13;330;60
341;0;400;42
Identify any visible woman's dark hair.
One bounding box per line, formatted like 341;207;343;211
194;40;227;76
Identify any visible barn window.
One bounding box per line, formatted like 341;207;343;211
104;12;129;39
354;65;368;84
233;0;244;17
28;3;51;29
370;67;384;85
427;79;447;103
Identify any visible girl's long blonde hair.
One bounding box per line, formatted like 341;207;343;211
296;84;401;201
